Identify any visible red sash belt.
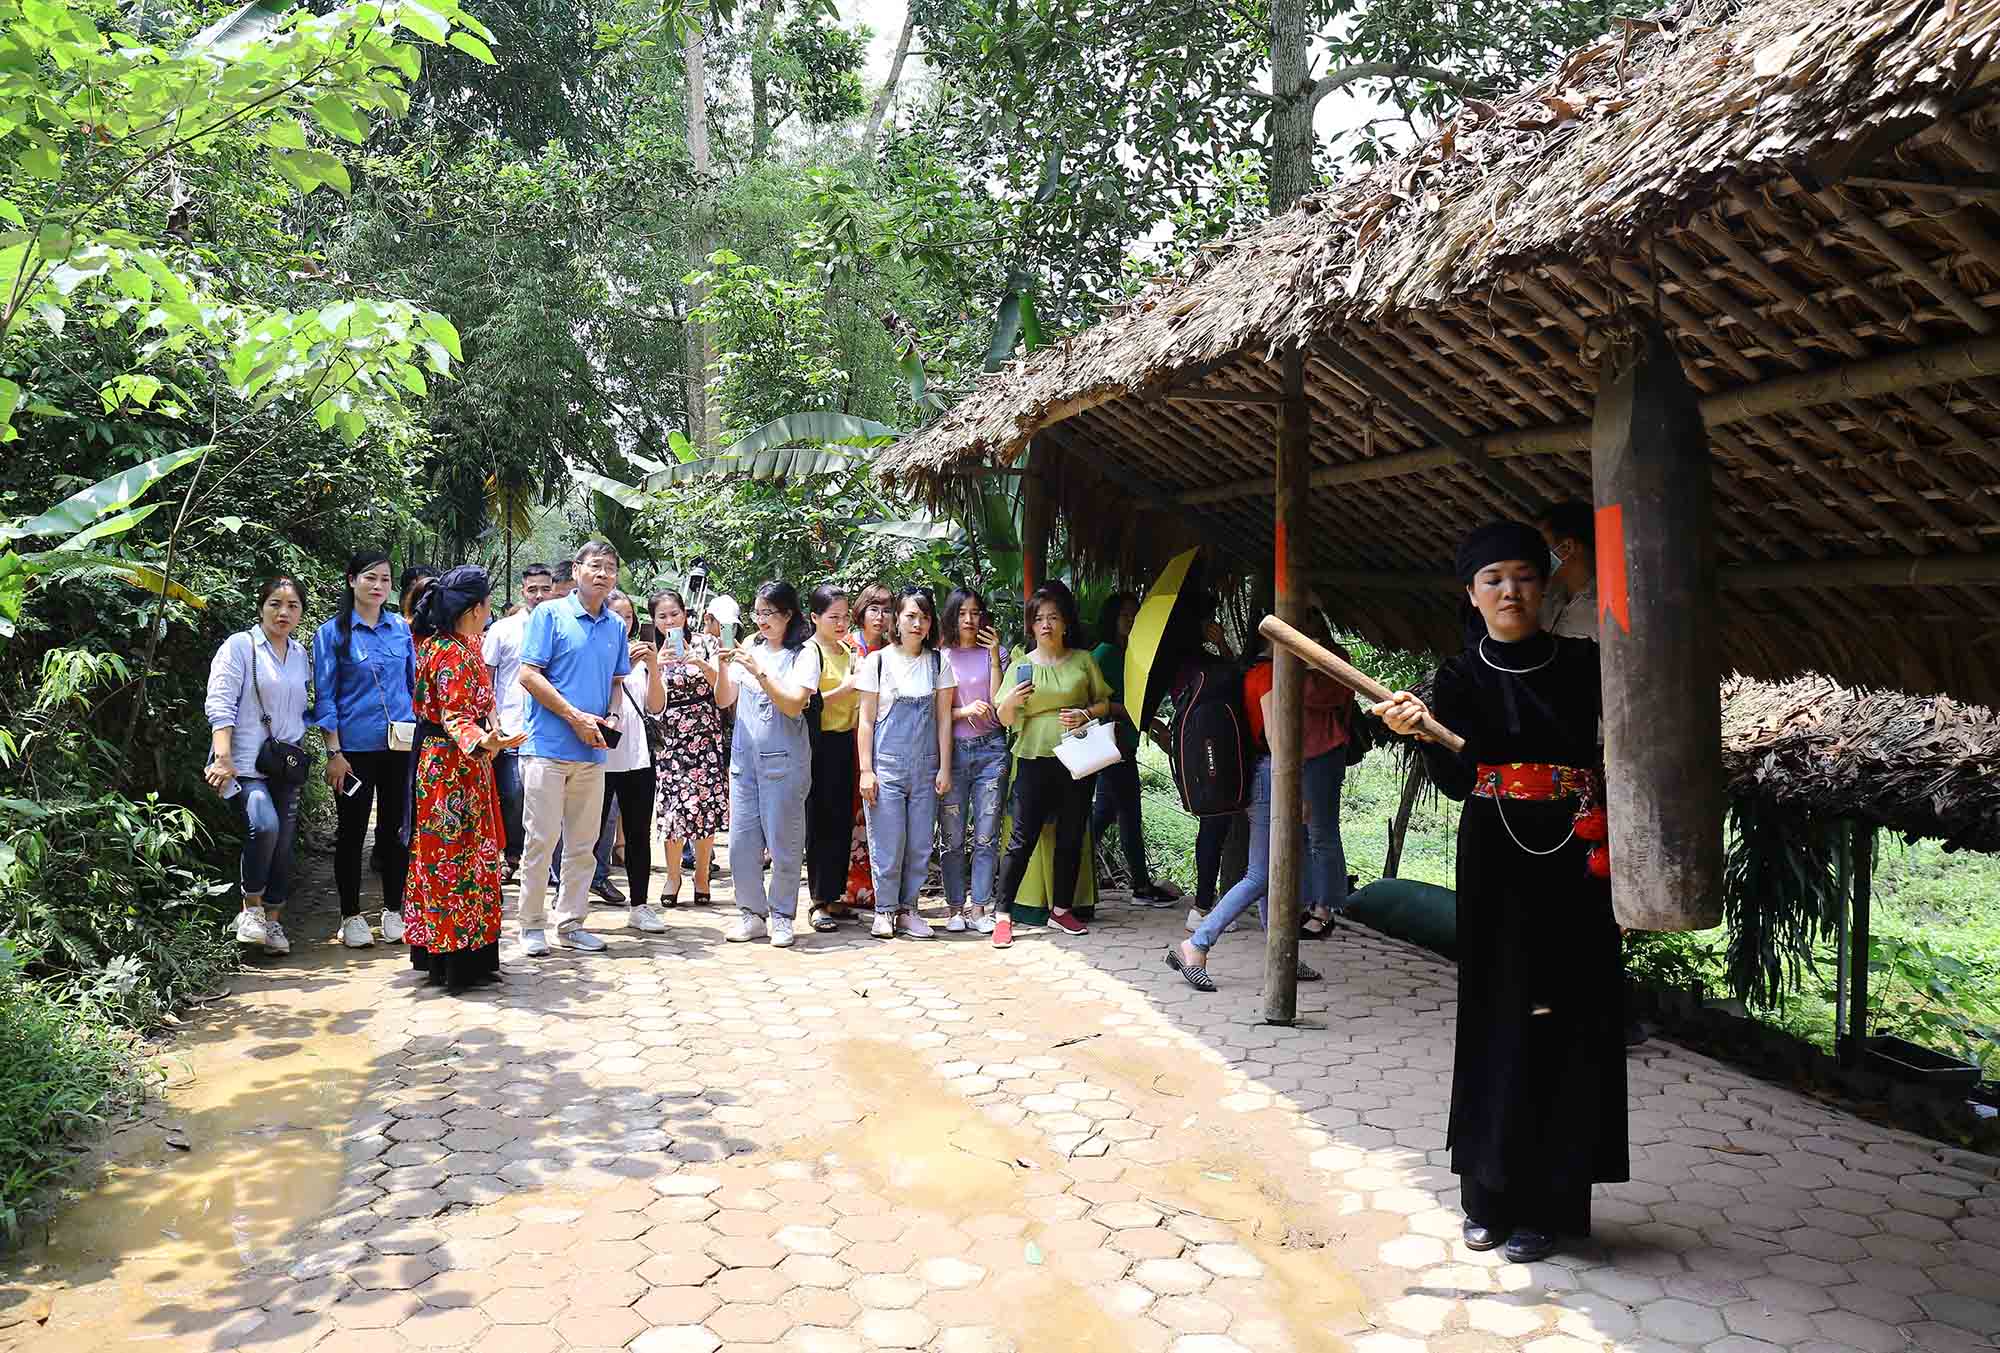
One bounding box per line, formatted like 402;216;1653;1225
1475;762;1592;801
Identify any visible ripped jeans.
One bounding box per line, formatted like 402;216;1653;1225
939;730;1008;910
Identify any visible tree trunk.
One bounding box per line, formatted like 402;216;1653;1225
862;4;916;158
1266;0;1313;214
750;0;779;160
1382;756;1426;879
684;23;721;449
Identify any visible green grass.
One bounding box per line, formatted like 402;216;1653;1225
1135;747;2000;1077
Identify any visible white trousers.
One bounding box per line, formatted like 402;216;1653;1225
518;756;604;933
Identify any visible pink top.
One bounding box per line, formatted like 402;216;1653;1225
945;645;999;738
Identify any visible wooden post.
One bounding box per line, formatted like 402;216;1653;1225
1263;348;1308;1025
1841;822;1875;1066
1383;758;1427;879
1593;317;1726;931
1020;437;1052;606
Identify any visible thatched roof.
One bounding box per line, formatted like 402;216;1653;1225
881;0;2000;702
1721;674;2000;851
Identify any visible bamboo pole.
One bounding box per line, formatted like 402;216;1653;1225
1841;822;1875;1067
1258;615;1466;753
1264;349;1308;1027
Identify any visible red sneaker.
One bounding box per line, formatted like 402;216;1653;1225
991;916;1014;949
1050;911;1089;935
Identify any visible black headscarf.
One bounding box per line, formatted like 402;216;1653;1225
1455;520;1547;585
414;564;491;637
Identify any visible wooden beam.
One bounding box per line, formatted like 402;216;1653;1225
1019;437;1052;601
1312;551;2000;592
1841;824;1874;1066
1264;347;1308;1027
1180;333;2000;504
1165;390;1284;406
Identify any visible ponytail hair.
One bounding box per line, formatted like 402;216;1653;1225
337;550;392;661
754;580;811;652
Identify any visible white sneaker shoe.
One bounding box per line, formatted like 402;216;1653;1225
339;916;374;948
627;904;669;933
381;910;405;944
234;908;269;948
974;911;996;935
262;919;291;956
520;928;551;957
726;913;767;943
768;915;795;948
946;910;968;933
871;913;896;939
557;926;607;952
901;911;935;939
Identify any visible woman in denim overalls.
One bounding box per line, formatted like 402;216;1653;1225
856;588;956;939
715;580;821;949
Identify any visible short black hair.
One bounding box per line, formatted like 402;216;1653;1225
1025;580;1082;649
1538;499;1594;549
551;560;575;584
754;580;812;651
808;583;849;617
1096;591;1136;646
940;587;987;646
522;562;553;581
887;587;939;651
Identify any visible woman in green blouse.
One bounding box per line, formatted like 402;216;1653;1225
991;580;1112;949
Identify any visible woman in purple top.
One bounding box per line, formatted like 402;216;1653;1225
936;588;1007;933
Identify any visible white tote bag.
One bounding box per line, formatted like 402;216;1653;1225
1053;719;1122;780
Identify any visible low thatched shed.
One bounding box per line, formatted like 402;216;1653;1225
880;0;2000;704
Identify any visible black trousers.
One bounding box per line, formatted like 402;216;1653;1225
805;724;856;904
1090;754;1150;890
602;767;656;910
1194;813;1232;909
1459;1176;1593;1237
996;756;1093;913
335;749;409;918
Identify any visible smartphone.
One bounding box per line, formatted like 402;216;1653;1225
639;621;659;647
667;628;685;659
338;771;365;797
600;722;623;749
1015;662;1034;688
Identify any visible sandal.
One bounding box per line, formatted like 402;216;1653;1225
1300;912;1339;940
808;906;839;933
663;881;682;908
692;890;712;906
1165;944;1217;993
1297;959;1323;982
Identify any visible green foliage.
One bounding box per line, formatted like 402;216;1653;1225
1721;800;1851;1011
1865;936;2000;1074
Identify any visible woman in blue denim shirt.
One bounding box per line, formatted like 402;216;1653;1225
205;576;313;958
311;550;418;950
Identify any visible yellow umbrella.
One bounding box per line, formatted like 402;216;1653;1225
1125;547;1204;731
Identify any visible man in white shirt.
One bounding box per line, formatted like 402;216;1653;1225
1536;500;1599;642
484;562;554;878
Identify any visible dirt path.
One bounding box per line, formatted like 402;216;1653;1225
3;846;1997;1353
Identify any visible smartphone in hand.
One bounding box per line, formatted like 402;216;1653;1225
668;628;685;659
1015;662;1034;688
339;772;365;797
639;621;659;647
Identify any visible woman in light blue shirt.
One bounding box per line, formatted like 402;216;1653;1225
205;576;313;958
311;549;417;950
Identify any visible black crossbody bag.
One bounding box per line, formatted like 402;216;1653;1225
246;631;311;786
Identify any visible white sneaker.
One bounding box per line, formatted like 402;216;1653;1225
871;913;896;939
974;911;996;935
901;911;935;939
339;916;374;948
381;910;405;944
946;911;968;933
768;915;795;949
520;928;551;957
627;904;669;933
726;913;766;943
557;926;607;952
234;908;268;948
262;919;290;956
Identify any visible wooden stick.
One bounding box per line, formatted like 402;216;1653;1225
1257;615;1466;754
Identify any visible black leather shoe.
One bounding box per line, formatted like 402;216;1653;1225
1504;1228;1557;1263
1462;1220;1506;1251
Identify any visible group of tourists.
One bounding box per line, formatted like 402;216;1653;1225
200;505;1624;1263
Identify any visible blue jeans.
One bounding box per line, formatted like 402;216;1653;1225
939;731;1007;909
238;777;302;907
1304;750;1349;914
866;771;939;915
1193;756;1292;951
494;750;524;865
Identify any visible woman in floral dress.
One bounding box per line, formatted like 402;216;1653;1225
839;582;892;912
650;589;729;904
404;566;521;993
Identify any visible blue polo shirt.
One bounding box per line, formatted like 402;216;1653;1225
310;610;416;752
521;593;632;763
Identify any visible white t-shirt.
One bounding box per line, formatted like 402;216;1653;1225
605;665;655;773
857;645;956;718
482;611;531;735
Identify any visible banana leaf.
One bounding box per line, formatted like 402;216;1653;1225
2;448;204;543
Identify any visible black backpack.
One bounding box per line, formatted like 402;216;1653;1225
1163;657;1251;817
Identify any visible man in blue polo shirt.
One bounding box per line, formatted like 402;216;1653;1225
515;541;630;956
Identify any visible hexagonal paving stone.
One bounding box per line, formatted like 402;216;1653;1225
1378;1235;1448;1270
1466;1297;1547;1337
852;1274;927;1309
630;1325;723;1353
1132;1258;1213;1296
634;1287;723;1327
1189;1245;1263;1280
707;1302;794;1343
552;1306;647;1348
1639;1297;1730;1344
774;1225;845;1256
1113;1228;1187;1260
706;1235;788;1269
856;1308;937;1348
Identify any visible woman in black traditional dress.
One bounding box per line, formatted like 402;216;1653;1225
1374;520;1627;1264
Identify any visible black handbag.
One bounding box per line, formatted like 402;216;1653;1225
246;632;311;786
